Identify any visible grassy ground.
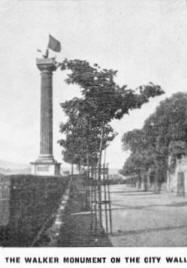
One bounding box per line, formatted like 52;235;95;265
57;176;112;247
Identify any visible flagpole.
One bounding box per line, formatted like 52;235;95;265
44;48;49;58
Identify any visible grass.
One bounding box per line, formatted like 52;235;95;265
57;175;112;247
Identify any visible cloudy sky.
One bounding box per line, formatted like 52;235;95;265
0;0;187;169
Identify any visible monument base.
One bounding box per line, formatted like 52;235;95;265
31;157;61;176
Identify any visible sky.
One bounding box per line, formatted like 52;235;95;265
0;0;187;169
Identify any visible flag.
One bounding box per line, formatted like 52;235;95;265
48;34;61;52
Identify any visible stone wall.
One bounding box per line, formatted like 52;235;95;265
167;156;187;195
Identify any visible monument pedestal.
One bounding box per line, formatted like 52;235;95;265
31;57;61;176
31;159;61;176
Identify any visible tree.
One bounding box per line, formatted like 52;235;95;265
122;129;154;190
59;58;164;167
59;96;116;171
144;92;187;189
121;92;187;192
61;59;163;122
59;58;164;226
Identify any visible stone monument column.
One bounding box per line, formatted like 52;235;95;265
31;58;60;176
38;58;55;160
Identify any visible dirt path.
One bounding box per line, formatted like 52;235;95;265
109;184;187;246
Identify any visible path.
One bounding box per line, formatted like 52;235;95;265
109;184;187;246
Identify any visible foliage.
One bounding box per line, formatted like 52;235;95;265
59;59;164;167
121;92;187;185
169;140;187;158
121;126;155;177
61;59;163;122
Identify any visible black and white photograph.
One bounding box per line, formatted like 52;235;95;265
1;0;187;259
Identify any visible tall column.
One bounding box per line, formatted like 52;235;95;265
37;58;56;161
31;58;60;176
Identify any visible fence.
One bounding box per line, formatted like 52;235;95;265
85;164;112;235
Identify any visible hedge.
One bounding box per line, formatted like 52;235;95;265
0;175;69;246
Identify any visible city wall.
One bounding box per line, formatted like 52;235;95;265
0;175;68;246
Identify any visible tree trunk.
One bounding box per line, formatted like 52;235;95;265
97;127;104;228
71;162;74;177
136;175;142;189
142;172;148;191
154;167;161;193
147;168;152;190
78;162;81;175
85;153;90;210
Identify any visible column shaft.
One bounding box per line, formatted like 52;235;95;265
40;70;53;157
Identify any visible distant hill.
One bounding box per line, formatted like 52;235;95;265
0;160;120;176
0;160;30;175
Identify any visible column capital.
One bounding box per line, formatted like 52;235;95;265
36;58;57;72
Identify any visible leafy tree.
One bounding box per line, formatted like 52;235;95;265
121;129;154;190
61;59;163;122
59;96;116;172
59;59;164;167
59;58;164;222
144;92;187;189
121;92;187;192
